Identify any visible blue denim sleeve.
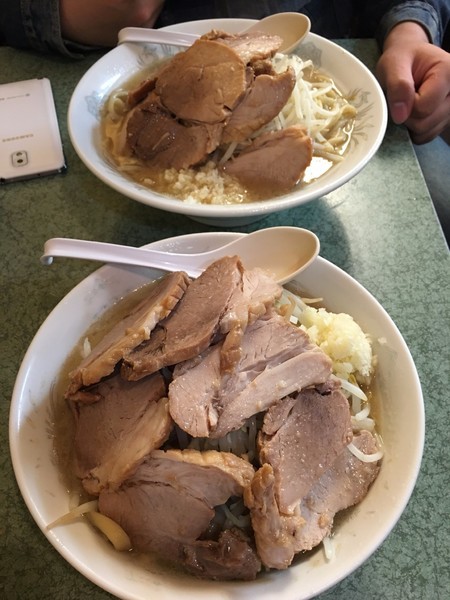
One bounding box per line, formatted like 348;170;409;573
0;0;92;57
376;0;450;46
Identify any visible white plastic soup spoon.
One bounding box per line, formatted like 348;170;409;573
41;227;319;285
118;13;311;54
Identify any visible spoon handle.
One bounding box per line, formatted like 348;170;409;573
117;27;199;46
41;238;204;277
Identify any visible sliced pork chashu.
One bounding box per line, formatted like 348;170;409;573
155;38;248;124
69;372;171;495
223;125;313;193
259;387;353;514
244;463;305;570
222;68;296;143
141;448;255;499
67;271;189;394
204;30;283;64
122;257;281;380
182;529;261;580
245;430;381;569
296;430;381;552
98;449;256;576
126;92;223;168
218;267;282;372
121;256;243;380
169;311;333;439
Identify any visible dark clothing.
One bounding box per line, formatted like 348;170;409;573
155;0;450;46
0;0;449;57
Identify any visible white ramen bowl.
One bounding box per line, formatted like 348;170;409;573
68;19;387;227
10;232;424;600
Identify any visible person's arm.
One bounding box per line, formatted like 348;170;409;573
374;1;450;143
59;0;165;48
376;0;449;47
0;0;164;57
0;0;71;56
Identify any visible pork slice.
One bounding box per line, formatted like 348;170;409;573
127;77;157;107
126;93;223;169
219;270;282;372
169;343;222;436
155;39;247;124
67;271;189;394
121;256;243;380
251;59;278;76
69;372;171;495
99;477;214;559
244;464;306;570
223;125;313;194
222;68;296;143
145;449;255;503
169;312;332;438
261;394;298;436
261;377;341;436
295;430;381;551
215;348;332;439
245;431;379;569
98;449;254;565
204;30;283;64
183;529;261;580
259;387;353;514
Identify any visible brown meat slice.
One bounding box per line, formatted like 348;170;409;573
183;529;261;580
223;125;313;194
121;256;243;380
144;448;255;500
169;312;333;439
155;38;247;124
67;271;189;394
295;430;381;551
244;463;305;570
98;449;255;573
219;271;282;372
127;77;157;107
245;431;381;569
126;93;223;169
259;387;353;514
69;372;171;495
203;30;283;64
222;68;296;143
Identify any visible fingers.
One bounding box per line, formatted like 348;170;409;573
406;53;450;143
376;50;416;124
387;80;416;125
406;94;450;143
377;41;450;143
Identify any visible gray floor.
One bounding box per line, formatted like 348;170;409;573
414;136;450;247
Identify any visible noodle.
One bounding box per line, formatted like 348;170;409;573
347;442;384;463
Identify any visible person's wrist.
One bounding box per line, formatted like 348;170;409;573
383;21;430;51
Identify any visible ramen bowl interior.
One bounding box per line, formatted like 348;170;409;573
68;19;387;226
10;232;424;600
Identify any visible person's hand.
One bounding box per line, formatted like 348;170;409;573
376;22;450;144
60;0;165;48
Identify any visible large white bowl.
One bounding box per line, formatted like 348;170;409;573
68;19;387;226
10;232;424;600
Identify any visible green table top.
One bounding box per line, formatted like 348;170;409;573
1;40;449;599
